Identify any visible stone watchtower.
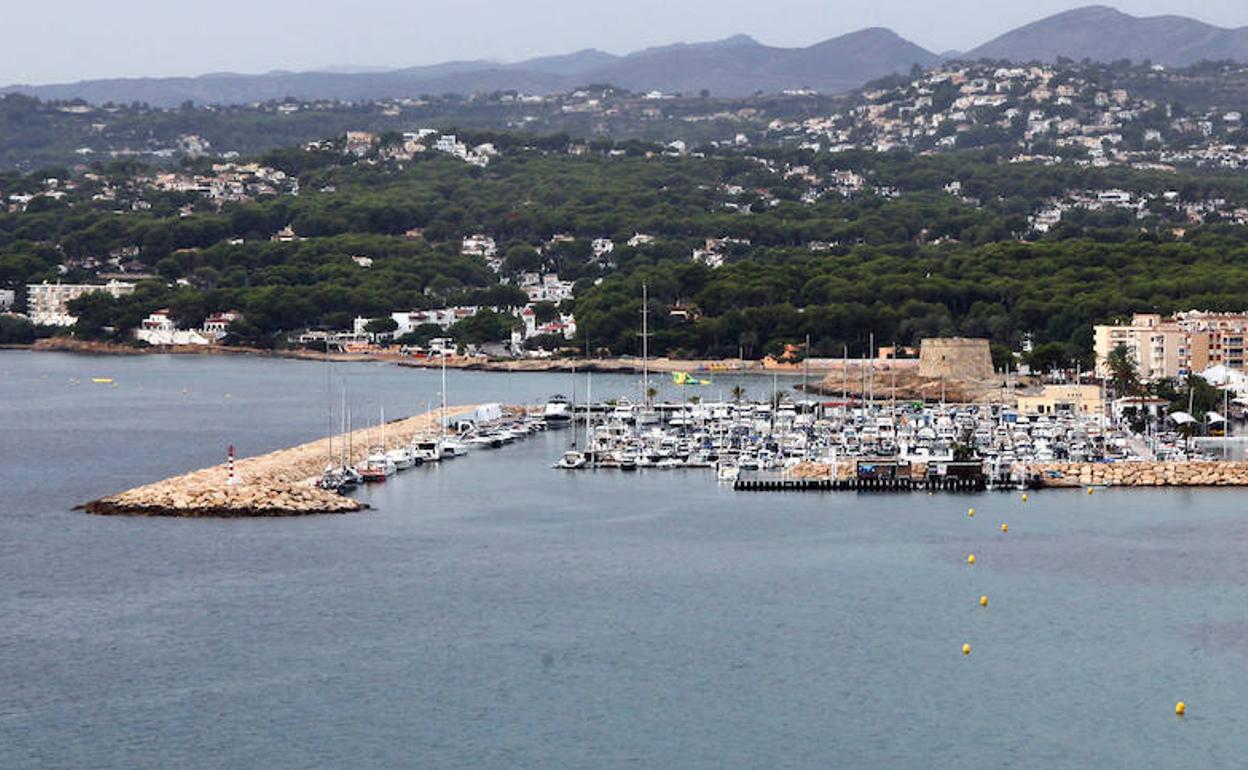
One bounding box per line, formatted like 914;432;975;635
918;338;994;381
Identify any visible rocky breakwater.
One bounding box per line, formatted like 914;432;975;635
82;404;484;517
1030;461;1248;488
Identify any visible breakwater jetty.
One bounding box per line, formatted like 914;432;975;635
82;404;482;517
1028;461;1248;488
727;459;1248;492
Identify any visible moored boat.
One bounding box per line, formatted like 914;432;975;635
555;450;587;469
360;449;396;482
543;395;573;427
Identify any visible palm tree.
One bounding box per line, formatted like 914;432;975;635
1106;344;1141;397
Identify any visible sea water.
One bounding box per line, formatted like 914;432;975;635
1;351;1245;768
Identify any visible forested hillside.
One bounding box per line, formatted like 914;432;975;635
7;131;1248;362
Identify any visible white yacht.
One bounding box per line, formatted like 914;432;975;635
360;449;396;482
543;395;573;427
555;450;587;469
411;437;443;463
439;436;469;458
386;446;417;470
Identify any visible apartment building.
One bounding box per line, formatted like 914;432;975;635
1094;311;1248;380
26;280;136;326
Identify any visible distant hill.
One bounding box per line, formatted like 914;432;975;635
506;49;619;76
965;5;1248;66
553;29;940;97
16;6;1248;106
0;30;938;106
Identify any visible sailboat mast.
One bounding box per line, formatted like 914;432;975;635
802;333;810;400
891;341;897;412
440;349;448;439
326;338;334;467
641;283;650;407
868;331;875;407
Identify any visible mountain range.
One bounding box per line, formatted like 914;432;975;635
5;5;1248;107
966;5;1248;65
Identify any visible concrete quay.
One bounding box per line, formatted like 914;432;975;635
82;404;482;517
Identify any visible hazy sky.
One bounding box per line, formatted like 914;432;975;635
5;0;1248;84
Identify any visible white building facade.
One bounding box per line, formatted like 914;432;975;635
26;280;136;326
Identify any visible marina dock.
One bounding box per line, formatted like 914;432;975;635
550;395;1248;492
82;404;485;517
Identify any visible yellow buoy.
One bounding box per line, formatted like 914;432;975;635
1021;493;1028;502
1000;523;1009;533
91;377;113;384
968;507;975;517
1175;701;1186;717
1087;487;1095;495
962;643;972;656
979;595;989;607
967;554;976;565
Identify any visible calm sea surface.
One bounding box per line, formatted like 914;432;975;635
1;351;1246;768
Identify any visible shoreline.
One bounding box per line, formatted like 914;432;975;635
3;338;379;363
6;341;1022;403
4;339;816;376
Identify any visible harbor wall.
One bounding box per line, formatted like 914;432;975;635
1028;461;1248;488
83;404;484;517
791;459;1248;488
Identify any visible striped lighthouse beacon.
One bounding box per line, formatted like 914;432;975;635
227;444;241;486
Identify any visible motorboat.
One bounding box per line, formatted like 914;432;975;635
555;450;587;469
386;446;417;470
440;436;469;457
360;449;396;482
411;438;443;463
468;431;506;449
543;395;573;427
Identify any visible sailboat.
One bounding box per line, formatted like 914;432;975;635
435;350;468;457
319;376;343;491
342;401;364;487
323;395;362;491
318;359;360;493
636;283;660;426
554;362;586;469
361;407;397;481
